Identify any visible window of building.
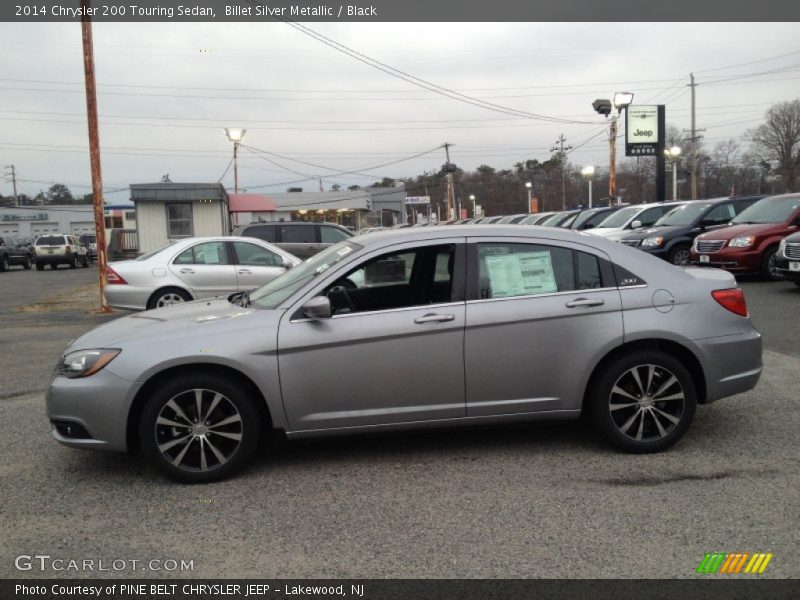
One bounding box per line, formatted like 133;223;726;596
166;203;192;237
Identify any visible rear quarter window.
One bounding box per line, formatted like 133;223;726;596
242;224;276;243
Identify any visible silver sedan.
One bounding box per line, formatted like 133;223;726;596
48;225;762;482
104;236;301;311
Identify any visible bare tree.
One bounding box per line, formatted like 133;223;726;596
746;99;800;192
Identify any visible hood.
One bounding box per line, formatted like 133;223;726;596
586;227;624;238
621;225;685;241
68;298;270;351
696;222;782;241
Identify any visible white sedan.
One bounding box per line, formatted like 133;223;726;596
104;236;301;311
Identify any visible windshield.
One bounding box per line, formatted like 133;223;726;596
655;203;711;226
732;196;800;224
571;209;611;229
540;212;568;226
251;241;362;309
135;241;176;261
594;206;640;228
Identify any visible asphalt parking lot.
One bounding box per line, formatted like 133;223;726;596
0;265;798;579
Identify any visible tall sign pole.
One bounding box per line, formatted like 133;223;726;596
656;105;666;203
81;0;110;312
625;104;666;203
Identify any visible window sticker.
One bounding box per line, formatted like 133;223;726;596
201;244;222;264
485;251;557;297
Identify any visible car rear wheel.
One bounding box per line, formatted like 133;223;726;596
0;256;7;271
589;351;697;453
23;256;31;269
147;287;192;310
760;247;780;281
139;373;262;483
668;245;691;266
69;255;77;269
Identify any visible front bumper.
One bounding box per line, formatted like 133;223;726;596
689;247;761;273
775;256;800;281
695;329;762;403
46;368;141;453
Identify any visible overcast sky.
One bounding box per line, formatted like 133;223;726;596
1;22;799;203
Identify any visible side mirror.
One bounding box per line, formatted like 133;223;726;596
302;296;331;320
283;259;295;269
630;220;642;229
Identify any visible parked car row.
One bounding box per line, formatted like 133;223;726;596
0;236;34;271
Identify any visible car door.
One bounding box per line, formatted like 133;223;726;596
277;239;467;431
231;240;289;290
279;224;320;259
168;240;238;298
464;237;623;417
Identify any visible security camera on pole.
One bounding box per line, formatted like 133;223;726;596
592;92;633;205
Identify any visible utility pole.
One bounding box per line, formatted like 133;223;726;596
550;135;572;210
3;165;18;206
442;143;458;219
685;74;705;200
81;0;111;313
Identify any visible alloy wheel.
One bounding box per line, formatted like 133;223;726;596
767;253;779;279
671;249;690;266
154;388;243;472
608;364;686;442
156;292;186;307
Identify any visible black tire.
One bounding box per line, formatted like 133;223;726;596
146;287;193;310
138;373;262;483
82;256;89;268
35;262;44;271
69;254;77;269
794;281;800;288
49;263;56;270
760;246;780;281
0;255;7;272
23;256;31;269
668;244;691;266
589;350;697;453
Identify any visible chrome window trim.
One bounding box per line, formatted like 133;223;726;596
465;286;620;305
290;301;465;324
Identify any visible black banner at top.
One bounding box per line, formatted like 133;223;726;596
2;0;798;22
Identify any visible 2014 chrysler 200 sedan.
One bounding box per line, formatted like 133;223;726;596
47;226;763;483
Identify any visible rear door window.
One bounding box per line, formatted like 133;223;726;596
243;224;276;243
636;207;664;227
282;225;317;243
705;203;735;224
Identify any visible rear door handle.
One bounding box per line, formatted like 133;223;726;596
414;313;455;324
238;269;252;275
179;268;195;274
565;297;604;308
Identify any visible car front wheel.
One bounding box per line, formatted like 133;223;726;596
139;374;262;483
668;245;691;266
0;256;7;271
760;247;780;281
23;256;31;269
589;351;697;453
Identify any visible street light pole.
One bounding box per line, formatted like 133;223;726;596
664;146;681;200
525;181;532;213
225;128;246;193
469;194;476;218
581;166;595;208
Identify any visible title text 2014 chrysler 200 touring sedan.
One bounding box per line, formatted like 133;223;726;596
47;226;763;483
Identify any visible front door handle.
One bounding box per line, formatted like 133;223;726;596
565;297;604;308
179;268;195;274
414;313;455;324
238;269;252;275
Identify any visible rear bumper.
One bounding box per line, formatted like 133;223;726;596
104;285;153;311
695;329;762;403
34;254;73;265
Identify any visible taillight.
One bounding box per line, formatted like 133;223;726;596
712;288;748;317
105;266;127;285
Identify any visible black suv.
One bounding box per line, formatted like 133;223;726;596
618;195;764;265
233;221;353;259
0;236;33;271
776;230;800;287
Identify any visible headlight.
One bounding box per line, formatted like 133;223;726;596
729;236;755;248
642;236;664;247
57;349;120;379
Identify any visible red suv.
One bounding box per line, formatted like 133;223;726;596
690;193;800;280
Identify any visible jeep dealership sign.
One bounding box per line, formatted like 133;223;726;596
625;105;664;156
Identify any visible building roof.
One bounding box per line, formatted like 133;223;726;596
268;190;372;211
130;183;227;203
228;193;277;213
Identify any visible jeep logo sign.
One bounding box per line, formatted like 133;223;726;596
626;106;659;144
